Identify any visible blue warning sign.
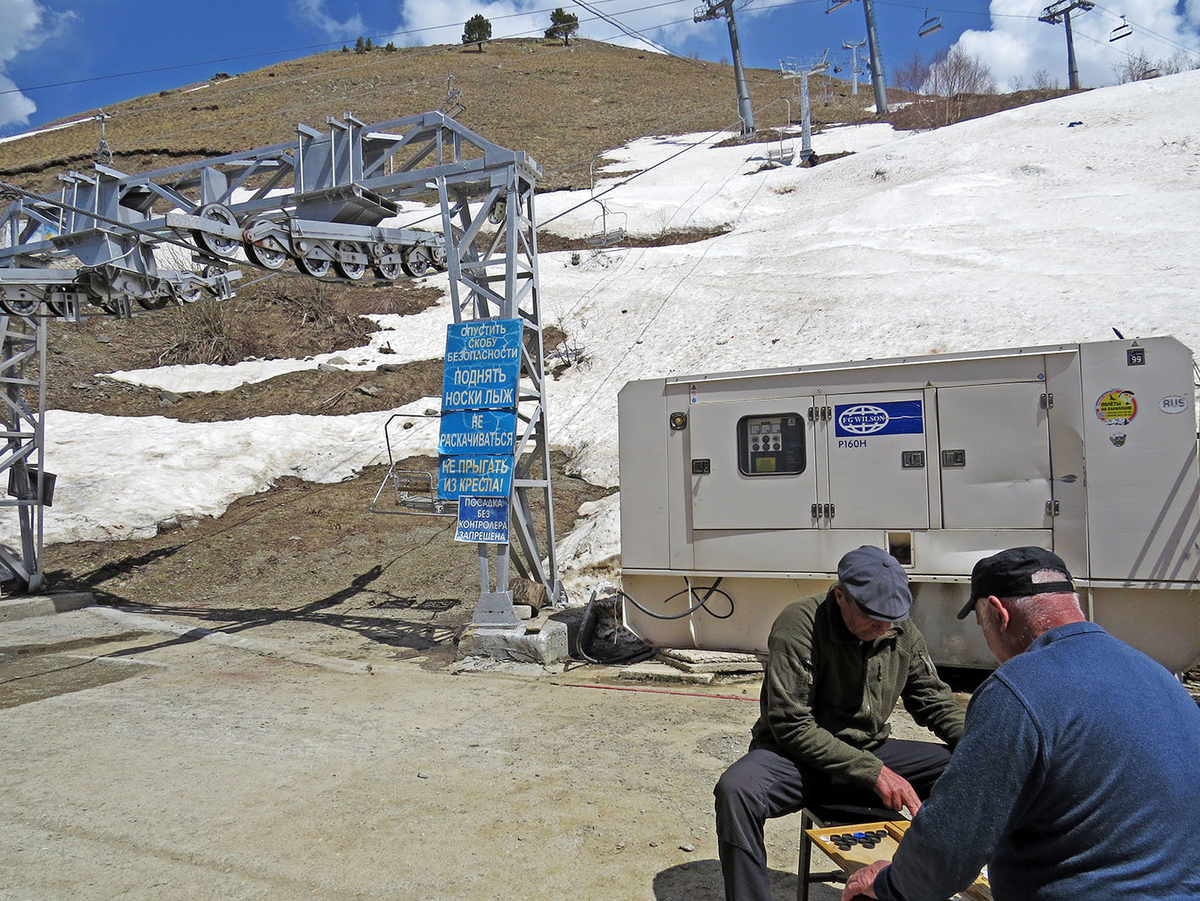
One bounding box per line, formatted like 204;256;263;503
441;319;523;412
437;454;513;499
454;496;510;544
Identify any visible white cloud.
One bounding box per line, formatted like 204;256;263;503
291;0;366;39
952;0;1200;89
0;0;74;129
388;1;551;47
0;74;36;127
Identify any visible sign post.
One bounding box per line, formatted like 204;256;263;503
438;318;523;626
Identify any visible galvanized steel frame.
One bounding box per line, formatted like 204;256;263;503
0;112;558;610
0;313;46;592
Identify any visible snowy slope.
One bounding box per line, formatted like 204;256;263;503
13;71;1200;599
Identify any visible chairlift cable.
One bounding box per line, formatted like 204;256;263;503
0;179;241;264
0;0;687;100
24;0;693;141
1083;2;1200;55
102;3;722;150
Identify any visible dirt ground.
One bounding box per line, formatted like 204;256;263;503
22;269;607;660
0;604;960;901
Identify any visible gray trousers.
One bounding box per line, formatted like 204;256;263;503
714;740;952;901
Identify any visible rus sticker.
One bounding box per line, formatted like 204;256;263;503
1159;395;1188;414
1095;389;1137;426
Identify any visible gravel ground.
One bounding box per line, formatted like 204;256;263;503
0;605;964;901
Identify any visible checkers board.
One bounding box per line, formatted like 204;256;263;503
806;820;992;901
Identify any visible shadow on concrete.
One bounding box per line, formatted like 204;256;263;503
652;858;844;901
48;562;463;663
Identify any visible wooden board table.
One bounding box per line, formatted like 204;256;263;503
806;820;992;901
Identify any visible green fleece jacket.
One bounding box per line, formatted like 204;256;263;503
749;588;965;789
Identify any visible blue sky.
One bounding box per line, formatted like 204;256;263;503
2;0;1198;134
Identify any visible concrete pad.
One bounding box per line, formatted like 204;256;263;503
0;591;93;622
456;620;569;665
617;662;715;685
658;648;764;674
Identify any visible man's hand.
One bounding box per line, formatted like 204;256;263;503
842;860;888;900
874;765;922;814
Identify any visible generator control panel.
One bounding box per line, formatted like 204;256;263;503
737;413;805;475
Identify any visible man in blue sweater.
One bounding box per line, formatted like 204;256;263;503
842;546;1200;901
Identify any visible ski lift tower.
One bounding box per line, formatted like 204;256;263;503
1039;0;1094;90
695;1;756;137
827;0;889;114
842;38;867;95
780;52;830;163
0;112;560;631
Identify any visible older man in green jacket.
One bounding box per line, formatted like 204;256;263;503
714;545;965;901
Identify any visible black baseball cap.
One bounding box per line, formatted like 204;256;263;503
837;546;912;622
956;547;1075;619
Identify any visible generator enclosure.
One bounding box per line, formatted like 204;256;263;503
617;337;1200;672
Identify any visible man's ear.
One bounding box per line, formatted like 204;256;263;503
986;596;1010;631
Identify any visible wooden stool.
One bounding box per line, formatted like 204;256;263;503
797;803;907;901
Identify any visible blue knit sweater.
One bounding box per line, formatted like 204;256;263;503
875;621;1200;900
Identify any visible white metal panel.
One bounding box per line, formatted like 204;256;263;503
689;400;818;530
1043;350;1088;575
1080;338;1200;583
824;390;930;529
937;382;1052;529
692;527;885;573
617;380;673;569
622;573;830;653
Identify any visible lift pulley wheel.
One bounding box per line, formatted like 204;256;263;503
191;203;240;257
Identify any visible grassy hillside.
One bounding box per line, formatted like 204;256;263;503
0;38;885;193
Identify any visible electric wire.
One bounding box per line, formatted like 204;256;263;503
0;0;692;99
620;577;736;620
16;0;809;149
876;0;1041;20
1090;2;1200;57
541;87;793;417
6;0;698;128
577;586;657;664
573;0;685;56
103;8;718;151
555;682;759;702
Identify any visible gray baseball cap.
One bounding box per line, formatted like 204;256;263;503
837;546;912;622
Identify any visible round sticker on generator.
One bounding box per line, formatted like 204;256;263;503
1095;389;1137;426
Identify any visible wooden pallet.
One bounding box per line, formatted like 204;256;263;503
806;820;992;901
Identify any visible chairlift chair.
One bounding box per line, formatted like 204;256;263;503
1110;16;1132;41
585;159;628;248
767;101;795;167
586;202;628;248
369;414;457;517
826;0;853;14
918;8;943;36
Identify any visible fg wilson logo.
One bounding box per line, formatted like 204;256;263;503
838;405;890;435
